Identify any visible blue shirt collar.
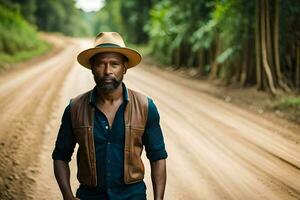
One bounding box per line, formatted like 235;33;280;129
89;83;129;106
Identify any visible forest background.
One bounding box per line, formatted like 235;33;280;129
0;0;299;112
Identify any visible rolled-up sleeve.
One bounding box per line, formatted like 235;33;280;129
52;104;76;162
143;98;168;161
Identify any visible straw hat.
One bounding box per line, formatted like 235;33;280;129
77;32;142;69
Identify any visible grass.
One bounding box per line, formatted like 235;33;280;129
0;5;52;70
275;97;300;109
274;96;300;122
0;40;51;69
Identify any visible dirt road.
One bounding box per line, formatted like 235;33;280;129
0;38;300;200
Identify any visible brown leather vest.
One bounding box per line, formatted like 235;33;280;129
70;88;148;187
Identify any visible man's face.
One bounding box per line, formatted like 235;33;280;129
91;52;127;92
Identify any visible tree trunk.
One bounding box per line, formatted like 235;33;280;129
265;0;275;72
240;19;251;86
174;47;181;67
197;48;204;75
296;47;300;93
209;35;220;80
255;0;262;89
240;39;248;86
247;38;255;85
273;0;291;92
261;0;277;95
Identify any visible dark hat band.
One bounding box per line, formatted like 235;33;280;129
96;43;121;48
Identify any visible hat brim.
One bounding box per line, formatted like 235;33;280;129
77;47;142;69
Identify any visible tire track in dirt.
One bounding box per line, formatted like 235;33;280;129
124;65;300;200
0;39;80;199
30;40;95;200
142;64;300;145
0;44;78;133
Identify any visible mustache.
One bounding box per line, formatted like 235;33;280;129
100;76;116;81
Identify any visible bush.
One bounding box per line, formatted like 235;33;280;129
0;5;50;67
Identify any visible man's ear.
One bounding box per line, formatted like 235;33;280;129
123;62;128;74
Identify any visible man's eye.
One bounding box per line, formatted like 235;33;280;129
95;63;104;67
112;63;121;67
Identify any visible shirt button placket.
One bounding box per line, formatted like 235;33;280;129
106;138;112;191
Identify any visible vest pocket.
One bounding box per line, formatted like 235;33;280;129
73;126;94;186
130;126;144;147
128;126;145;180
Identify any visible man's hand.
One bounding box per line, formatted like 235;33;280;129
150;159;167;200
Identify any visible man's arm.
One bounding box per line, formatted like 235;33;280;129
143;99;168;199
52;105;77;199
54;160;78;200
150;159;167;200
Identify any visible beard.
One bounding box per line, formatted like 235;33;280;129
94;75;123;92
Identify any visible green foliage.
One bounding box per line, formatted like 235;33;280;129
144;0;258;82
0;0;37;24
145;0;218;66
76;0;300;92
212;0;254;80
95;0;153;43
129;44;152;57
120;0;152;43
0;5;50;68
145;0;175;63
93;0;124;35
92;9;113;34
1;0;94;37
275;97;300;109
35;0;92;37
1;0;298;92
191;20;217;51
145;0;212;65
216;48;235;64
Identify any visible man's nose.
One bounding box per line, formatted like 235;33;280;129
104;64;112;74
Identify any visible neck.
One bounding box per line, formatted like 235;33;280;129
96;84;123;104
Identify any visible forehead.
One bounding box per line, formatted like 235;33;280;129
93;52;125;62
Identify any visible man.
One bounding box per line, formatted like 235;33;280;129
52;32;168;200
